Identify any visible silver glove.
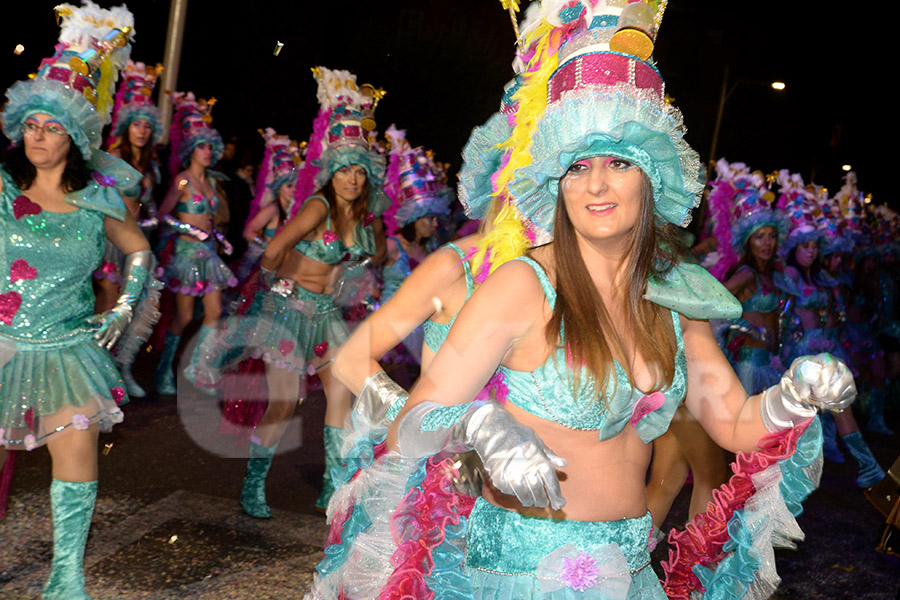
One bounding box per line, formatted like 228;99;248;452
760;353;856;432
396;401;567;510
354;370;408;425
89;249;153;350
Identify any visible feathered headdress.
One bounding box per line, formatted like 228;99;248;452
107;60;163;149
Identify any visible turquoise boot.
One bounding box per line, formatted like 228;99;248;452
183;325;219;393
821;413;844;463
153;332;180;396
43;479;98;600
842;431;885;488
240;440;278;518
866;389;895;436
315;425;344;511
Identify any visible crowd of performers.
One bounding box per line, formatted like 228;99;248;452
0;1;893;599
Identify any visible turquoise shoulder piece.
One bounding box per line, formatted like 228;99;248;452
646;262;742;319
368;187;391;217
773;270;801;297
207;169;230;183
63;150;141;221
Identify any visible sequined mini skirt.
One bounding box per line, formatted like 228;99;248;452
465;498;663;599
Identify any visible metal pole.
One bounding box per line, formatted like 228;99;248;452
158;0;189;144
708;64;729;173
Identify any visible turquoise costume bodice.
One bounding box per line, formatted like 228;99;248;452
497;257;688;443
737;266;781;314
175;174;221;215
774;271;829;310
293;195;376;265
0;158;135;350
381;236;411;304
423;242;475;352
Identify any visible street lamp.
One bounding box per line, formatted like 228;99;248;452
708;65;785;173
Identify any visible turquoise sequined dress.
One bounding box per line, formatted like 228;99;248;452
0;159;137;450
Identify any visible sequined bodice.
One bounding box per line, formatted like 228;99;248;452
423;243;474;352
774;271;829;310
175;174;220;215
293;196;376;265
498;257;687;443
737;266;781;314
382;236;411;303
0;167;105;349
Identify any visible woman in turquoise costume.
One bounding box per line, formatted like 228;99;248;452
191;67;388;515
305;2;852;599
153;92;236;396
0;3;151;598
101;60;165;398
775;181;884;489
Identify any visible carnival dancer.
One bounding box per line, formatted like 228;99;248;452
306;2;852;598
0;3;151;598
190;67;388;515
231;127;302;286
101;59;165;398
775;172;884;488
153;92;236;396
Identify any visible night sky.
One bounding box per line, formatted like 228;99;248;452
1;1;887;213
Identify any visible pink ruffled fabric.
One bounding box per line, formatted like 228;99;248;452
380;455;471;600
661;420;810;599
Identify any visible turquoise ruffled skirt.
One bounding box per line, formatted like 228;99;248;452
0;334;126;450
465;499;663;599
243;286;349;371
159;237;237;296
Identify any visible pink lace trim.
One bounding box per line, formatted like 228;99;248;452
661;420;810;599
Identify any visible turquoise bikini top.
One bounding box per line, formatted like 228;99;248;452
737;266;781;314
497;257;687;444
175;174;221;215
423;243;475;352
293;196;376;265
774;271;830;311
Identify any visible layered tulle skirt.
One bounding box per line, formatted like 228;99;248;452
0;334;126;450
158;237;237;296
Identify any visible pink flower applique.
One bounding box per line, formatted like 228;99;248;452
23;434;37;451
560;552;600;592
322;230;339;244
72;414;90;430
630;391;666;427
0;427;6;441
314;341;329;358
10;259;38;283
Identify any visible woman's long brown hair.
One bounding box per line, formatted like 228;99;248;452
543;171;678;406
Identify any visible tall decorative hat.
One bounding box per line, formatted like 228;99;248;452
107;60;163;148
291;67;390;217
463;0;702;275
1;1;134;160
168;91;223;173
706;158;785;279
776;169;822;257
392;146;452;229
247;127;303;222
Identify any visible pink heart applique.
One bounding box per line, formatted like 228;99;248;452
278;340;295;356
10;259;37;283
13;196;42;220
0;291;22;325
322;230;339;244
364;212;375;226
630;391;666;427
314;341;329;358
110;387;125;405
